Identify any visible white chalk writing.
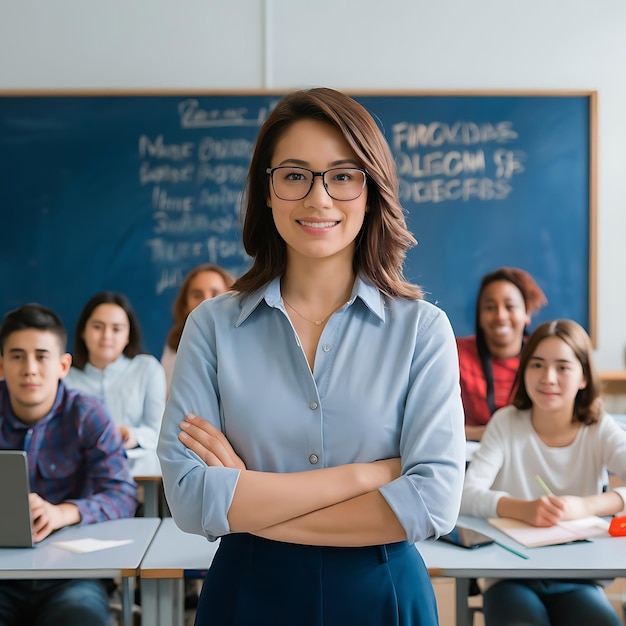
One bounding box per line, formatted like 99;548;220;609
197;137;254;161
197;186;242;208
396;150;486;178
196;162;248;185
139;162;194;185
138;100;258;297
139;135;194;160
391;119;525;203
178;99;269;129
152;211;240;236
399;178;512;204
152;186;194;212
392;121;518;151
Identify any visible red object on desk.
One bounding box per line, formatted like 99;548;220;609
609;516;626;537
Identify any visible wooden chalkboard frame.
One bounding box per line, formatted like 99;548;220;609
0;89;597;352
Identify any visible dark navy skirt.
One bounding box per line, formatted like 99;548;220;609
194;533;438;626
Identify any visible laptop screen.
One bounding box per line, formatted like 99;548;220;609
0;450;34;548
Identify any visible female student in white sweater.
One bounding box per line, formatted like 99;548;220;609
461;319;626;626
66;292;166;450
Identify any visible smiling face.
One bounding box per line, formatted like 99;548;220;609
0;329;71;424
267;119;368;267
524;336;587;417
82;303;130;369
185;270;230;315
478;279;530;358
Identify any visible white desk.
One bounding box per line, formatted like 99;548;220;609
128;448;168;517
139;515;626;626
140;518;219;626
0;517;160;626
416;515;626;626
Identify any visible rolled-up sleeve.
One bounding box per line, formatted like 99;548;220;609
379;307;466;542
157;310;240;541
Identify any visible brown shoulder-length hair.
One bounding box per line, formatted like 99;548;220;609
232;87;422;299
166;264;235;351
73;292;143;370
511;319;602;424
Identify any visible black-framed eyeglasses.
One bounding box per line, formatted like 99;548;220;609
266;166;368;201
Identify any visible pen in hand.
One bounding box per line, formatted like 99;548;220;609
535;474;554;497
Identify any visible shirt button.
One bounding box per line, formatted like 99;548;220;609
309;402;318;410
309;454;319;465
322;344;330;352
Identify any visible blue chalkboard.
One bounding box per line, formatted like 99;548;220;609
0;91;595;356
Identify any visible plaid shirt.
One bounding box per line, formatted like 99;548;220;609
456;336;519;428
0;380;137;524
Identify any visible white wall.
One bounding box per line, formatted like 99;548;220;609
1;0;625;370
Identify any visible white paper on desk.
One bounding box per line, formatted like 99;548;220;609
52;538;133;553
125;447;148;460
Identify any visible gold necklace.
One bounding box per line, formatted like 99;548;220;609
283;297;342;326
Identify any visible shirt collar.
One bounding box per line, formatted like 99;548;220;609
235;274;386;327
84;354;129;376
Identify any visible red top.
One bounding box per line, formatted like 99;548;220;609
456;336;520;427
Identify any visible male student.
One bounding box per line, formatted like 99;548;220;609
0;303;138;626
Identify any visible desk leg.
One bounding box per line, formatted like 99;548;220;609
142;578;160;626
455;578;471;626
140;578;182;626
173;578;184;626
121;576;136;626
155;578;184;626
143;482;158;518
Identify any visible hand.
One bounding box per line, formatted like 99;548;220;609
179;413;246;470
555;495;590;520
522;495;566;527
29;493;80;542
119;426;138;449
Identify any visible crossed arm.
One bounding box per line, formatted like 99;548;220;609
179;413;407;546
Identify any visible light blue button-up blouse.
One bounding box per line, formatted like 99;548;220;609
157;275;465;543
65;354;166;450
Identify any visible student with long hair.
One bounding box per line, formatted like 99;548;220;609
457;267;547;441
161;264;235;394
461;319;626;626
157;87;465;625
66;292;166;450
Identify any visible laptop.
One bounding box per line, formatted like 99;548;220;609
0;450;34;548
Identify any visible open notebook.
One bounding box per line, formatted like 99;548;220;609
488;516;610;548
